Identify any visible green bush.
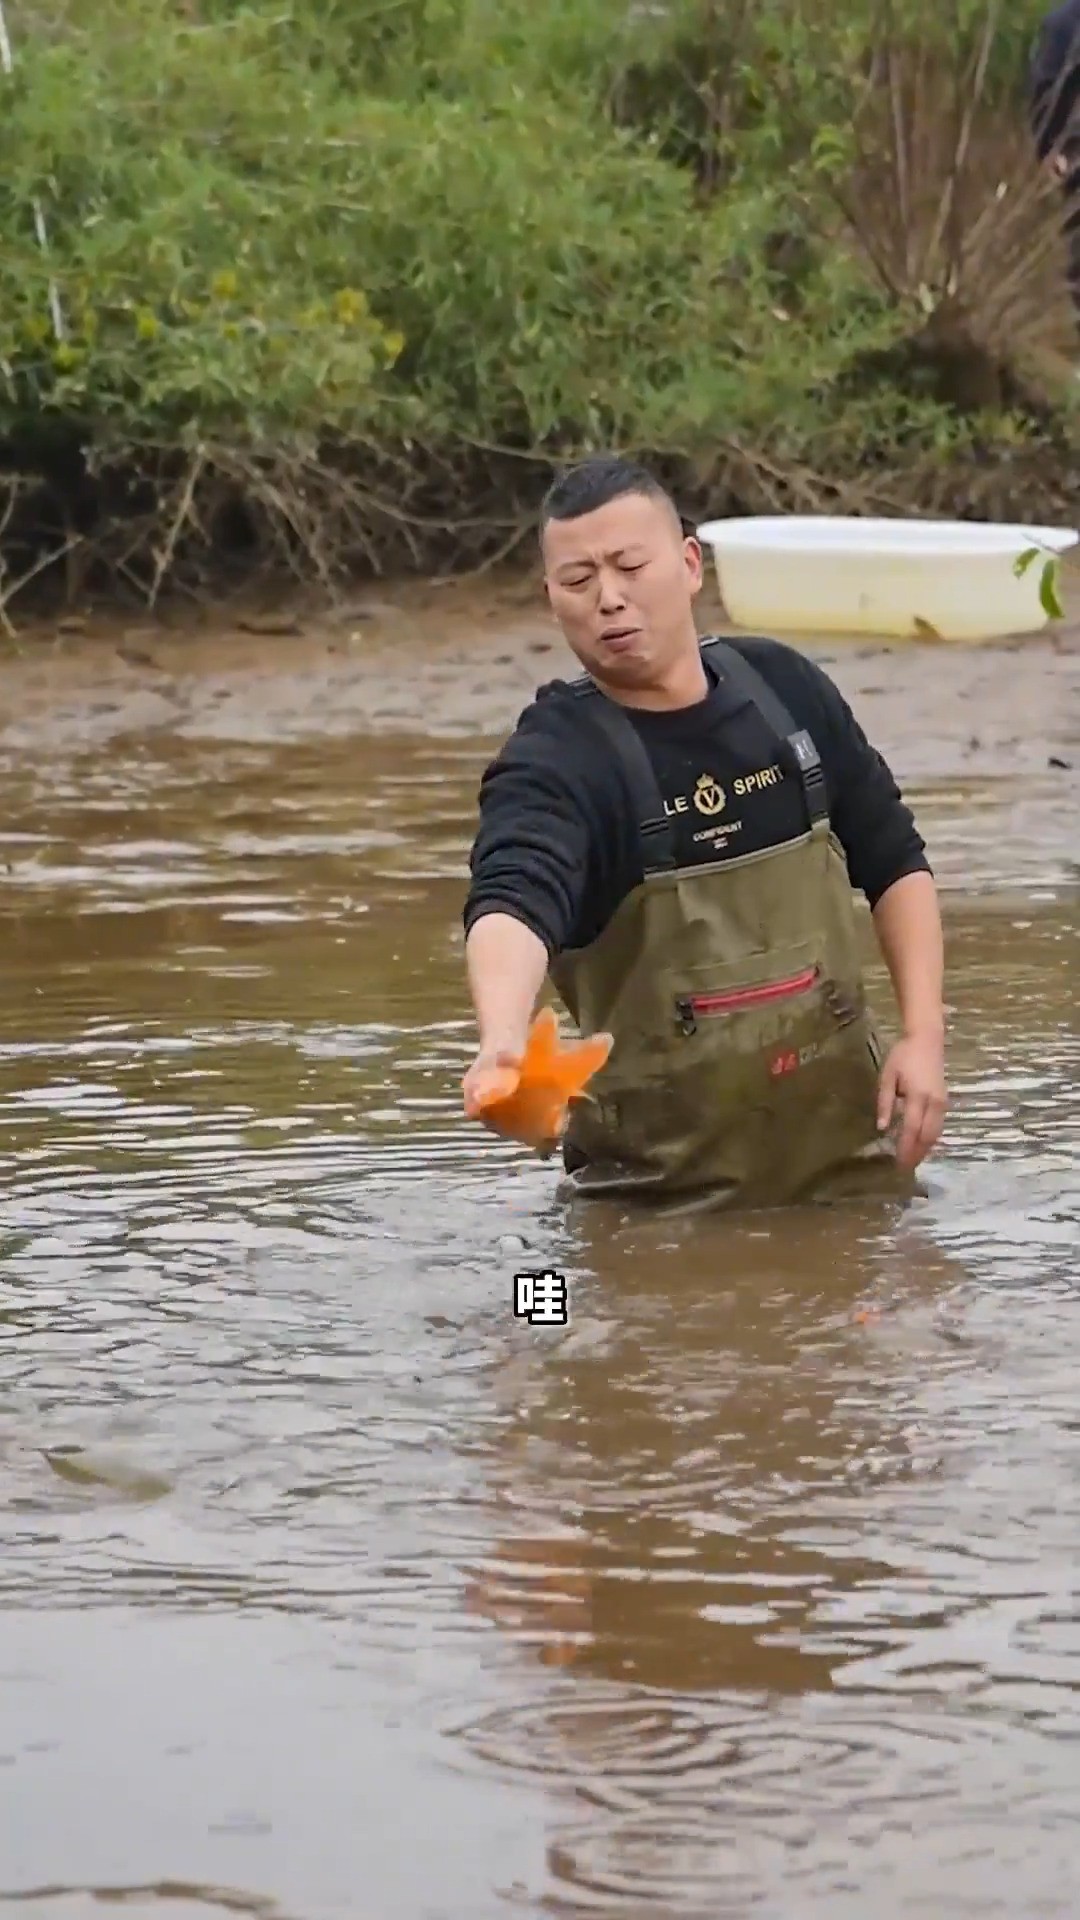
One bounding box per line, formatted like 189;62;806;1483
0;0;1076;615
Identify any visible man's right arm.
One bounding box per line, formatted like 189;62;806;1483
461;719;594;1065
465;911;550;1061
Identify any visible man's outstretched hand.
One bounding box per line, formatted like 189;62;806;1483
462;1040;527;1123
463;1006;613;1152
877;1029;948;1168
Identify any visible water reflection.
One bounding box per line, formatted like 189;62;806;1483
467;1203;962;1680
458;1190;1079;1914
0;712;1077;1918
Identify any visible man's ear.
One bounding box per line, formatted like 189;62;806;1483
684;536;705;593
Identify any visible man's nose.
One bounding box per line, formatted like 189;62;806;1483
597;570;627;612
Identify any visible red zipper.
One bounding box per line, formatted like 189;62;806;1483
676;964;819;1034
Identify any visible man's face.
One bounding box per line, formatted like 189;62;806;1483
541;491;704;689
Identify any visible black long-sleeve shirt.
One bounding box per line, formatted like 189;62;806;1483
1030;0;1080;163
463;635;931;962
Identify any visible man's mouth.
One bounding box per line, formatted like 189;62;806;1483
600;626;641;648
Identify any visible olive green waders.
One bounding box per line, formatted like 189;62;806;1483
548;638;914;1209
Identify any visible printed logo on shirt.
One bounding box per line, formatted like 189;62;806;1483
693;774;725;816
663;761;784;819
733;762;783;796
693;820;743;853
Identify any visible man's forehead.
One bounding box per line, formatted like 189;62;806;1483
542;491;679;562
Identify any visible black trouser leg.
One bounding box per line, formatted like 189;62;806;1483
1067;203;1080;334
1064;174;1080;340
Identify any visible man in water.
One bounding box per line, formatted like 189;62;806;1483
461;457;947;1207
1029;0;1080;337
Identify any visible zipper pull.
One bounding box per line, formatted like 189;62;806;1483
675;997;697;1036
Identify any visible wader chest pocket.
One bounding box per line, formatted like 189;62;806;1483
674;954;822;1037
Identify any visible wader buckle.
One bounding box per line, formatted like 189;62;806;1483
824;981;860;1027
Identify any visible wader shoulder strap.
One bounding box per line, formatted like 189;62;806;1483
699;637;830;828
566;675;676;874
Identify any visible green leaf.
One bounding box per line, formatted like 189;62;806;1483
1038;560;1065;622
1013;547;1038;578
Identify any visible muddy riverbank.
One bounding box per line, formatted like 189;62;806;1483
2;564;1078;748
2;567;1077;895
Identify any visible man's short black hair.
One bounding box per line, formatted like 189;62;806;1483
538;455;684;544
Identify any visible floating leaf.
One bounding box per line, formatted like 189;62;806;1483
42;1447;172;1501
1013;547;1038;579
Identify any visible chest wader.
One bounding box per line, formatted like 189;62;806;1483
548;638;915;1210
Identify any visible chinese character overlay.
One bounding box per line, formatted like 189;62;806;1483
513;1269;568;1325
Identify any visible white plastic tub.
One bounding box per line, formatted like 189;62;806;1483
696;514;1078;640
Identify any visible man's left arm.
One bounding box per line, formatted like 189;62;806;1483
868;870;947;1167
795;654;949;1169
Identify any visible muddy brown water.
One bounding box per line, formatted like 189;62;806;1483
0;581;1078;1920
